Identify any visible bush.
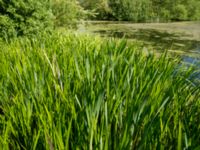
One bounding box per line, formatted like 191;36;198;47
0;0;53;39
94;0;112;20
160;9;171;20
108;0;152;21
51;0;85;27
172;4;188;20
186;0;200;20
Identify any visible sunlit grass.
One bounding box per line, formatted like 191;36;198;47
0;33;199;149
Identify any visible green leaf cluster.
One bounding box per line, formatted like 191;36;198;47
0;0;85;39
0;0;53;39
80;0;200;22
51;0;85;27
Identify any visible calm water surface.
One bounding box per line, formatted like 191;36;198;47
78;21;200;66
78;21;200;79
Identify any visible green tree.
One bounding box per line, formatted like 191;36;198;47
172;4;188;20
184;0;200;20
0;0;53;39
78;0;112;20
109;0;152;21
51;0;85;27
80;0;200;22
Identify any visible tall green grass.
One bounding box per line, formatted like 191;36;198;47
0;33;199;149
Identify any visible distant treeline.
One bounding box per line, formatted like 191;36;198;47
79;0;200;22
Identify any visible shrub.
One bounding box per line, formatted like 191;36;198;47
172;4;188;20
160;9;171;20
0;0;53;39
51;0;85;27
186;0;200;20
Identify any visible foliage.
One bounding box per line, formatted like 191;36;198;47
0;33;199;149
172;4;188;20
0;0;53;39
94;0;112;20
185;0;200;20
79;0;200;22
109;0;152;21
78;0;112;20
0;0;86;39
51;0;85;27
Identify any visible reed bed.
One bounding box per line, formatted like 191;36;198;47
0;33;199;149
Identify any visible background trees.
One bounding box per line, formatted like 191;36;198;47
0;0;84;39
79;0;200;22
51;0;85;27
108;0;153;21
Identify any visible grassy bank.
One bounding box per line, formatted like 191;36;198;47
0;33;199;149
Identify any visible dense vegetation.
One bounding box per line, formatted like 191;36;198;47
1;0;200;39
0;0;53;39
0;0;200;149
0;0;83;39
0;33;199;149
51;0;85;27
79;0;200;21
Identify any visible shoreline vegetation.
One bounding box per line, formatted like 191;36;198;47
0;33;200;149
0;0;200;149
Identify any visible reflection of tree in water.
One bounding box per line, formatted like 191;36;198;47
94;29;200;52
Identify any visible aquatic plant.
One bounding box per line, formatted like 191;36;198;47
0;33;199;149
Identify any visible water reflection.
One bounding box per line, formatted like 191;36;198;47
181;56;200;81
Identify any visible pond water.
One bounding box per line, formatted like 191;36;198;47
78;21;200;68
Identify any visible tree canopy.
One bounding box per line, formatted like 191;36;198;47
79;0;200;22
0;0;53;38
0;0;84;39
